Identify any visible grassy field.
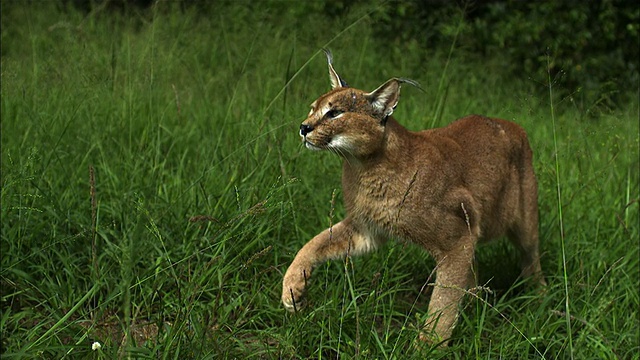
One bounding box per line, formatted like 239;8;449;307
1;3;638;359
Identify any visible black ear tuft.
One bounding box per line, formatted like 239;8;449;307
323;49;348;89
397;78;424;92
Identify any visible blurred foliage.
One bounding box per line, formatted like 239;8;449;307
3;0;637;111
371;0;639;112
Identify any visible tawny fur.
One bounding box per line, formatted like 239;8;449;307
282;50;546;347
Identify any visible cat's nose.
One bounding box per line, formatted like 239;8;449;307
300;124;314;136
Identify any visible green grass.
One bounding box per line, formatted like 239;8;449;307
1;2;638;359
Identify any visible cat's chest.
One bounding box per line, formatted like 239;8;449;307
343;170;420;234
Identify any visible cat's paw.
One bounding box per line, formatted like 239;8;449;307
282;266;309;312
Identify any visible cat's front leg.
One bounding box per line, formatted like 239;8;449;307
282;219;380;312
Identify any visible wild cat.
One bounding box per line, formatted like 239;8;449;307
282;50;545;346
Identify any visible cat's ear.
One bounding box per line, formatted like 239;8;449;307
365;78;401;118
323;49;348;89
365;78;421;119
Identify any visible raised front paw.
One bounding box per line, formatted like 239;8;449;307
281;265;310;312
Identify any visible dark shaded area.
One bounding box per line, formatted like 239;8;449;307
371;0;639;110
60;0;154;13
4;0;638;108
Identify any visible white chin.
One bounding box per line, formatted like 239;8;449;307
304;141;322;151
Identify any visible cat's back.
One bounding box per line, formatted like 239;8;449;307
415;114;531;167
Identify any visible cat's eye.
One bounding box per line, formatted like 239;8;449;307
326;109;343;119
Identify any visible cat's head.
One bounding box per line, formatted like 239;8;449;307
299;49;419;158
